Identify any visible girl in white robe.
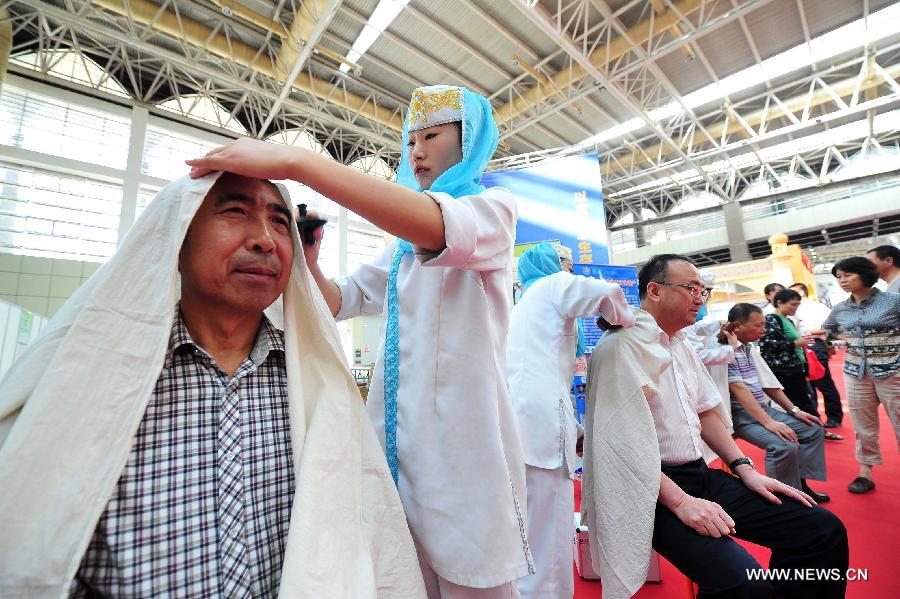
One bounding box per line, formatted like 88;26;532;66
188;85;532;599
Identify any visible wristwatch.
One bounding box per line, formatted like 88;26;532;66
790;406;801;415
729;457;756;472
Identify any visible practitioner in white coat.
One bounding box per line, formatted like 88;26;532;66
506;242;634;599
189;85;531;599
684;273;737;457
685;274;735;405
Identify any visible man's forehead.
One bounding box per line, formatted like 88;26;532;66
668;260;701;283
205;173;287;208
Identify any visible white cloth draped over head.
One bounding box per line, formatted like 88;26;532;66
0;173;426;599
581;309;671;599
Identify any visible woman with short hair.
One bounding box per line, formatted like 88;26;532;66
823;256;900;494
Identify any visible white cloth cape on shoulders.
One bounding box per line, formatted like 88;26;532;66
581;309;671;599
0;174;426;599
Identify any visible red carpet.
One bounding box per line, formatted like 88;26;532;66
573;350;897;598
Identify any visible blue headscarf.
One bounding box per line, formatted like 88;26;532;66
517;242;587;356
383;86;499;484
394;86;500;202
695;302;709;322
518;242;562;294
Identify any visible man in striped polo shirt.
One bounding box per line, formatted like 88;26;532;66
725;303;830;504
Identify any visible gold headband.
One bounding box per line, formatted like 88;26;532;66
407;85;463;132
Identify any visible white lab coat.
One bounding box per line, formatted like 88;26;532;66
334;187;534;588
507;271;633;475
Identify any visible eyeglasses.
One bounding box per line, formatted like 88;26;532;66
655;282;710;300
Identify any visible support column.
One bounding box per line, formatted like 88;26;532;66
633;209;647;247
0;8;11;91
723;200;750;261
118;105;149;246
336;206;353;365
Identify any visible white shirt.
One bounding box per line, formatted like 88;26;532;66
507;272;633;475
685;317;734;402
887;277;900;294
645;330;723;465
762;303;776;315
334;187;533;588
686;316;734;367
794;298;833;334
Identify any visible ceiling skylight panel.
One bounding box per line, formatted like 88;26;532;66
580;3;900;147
339;0;410;73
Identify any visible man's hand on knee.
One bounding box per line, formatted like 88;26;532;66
672;495;736;538
793;410;822;427
737;469;816;507
763;419;798;442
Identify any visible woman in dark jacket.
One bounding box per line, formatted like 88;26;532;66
759;289;818;415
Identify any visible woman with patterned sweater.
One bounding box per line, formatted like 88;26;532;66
823;257;900;494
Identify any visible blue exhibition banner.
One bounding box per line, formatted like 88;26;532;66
482;153;609;264
573;263;640;354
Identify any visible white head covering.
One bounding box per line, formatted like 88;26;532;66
0;173;426;599
554;244;573;262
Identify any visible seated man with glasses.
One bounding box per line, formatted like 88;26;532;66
593;254;848;599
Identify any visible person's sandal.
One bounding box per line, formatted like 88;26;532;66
824;431;843;441
848;477;875;494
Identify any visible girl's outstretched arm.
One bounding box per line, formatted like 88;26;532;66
187;138;446;250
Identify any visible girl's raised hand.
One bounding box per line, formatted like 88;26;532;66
186;138;300;180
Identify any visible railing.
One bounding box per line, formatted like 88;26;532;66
610;172;900;254
740;174;900;221
610;209;725;253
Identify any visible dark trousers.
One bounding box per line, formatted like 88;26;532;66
654;460;848;599
775;370;818;416
808;339;844;423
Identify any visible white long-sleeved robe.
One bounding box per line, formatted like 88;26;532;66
334;186;534;588
507;271;633;475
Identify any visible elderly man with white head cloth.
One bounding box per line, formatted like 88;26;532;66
506;242;634;599
0;172;425;598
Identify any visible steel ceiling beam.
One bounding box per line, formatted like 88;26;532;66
258;0;344;138
91;0;405;131
511;0;731;198
494;0;771;143
495;0;707;126
12;0;402;151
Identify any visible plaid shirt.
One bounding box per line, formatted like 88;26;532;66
71;310;294;598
